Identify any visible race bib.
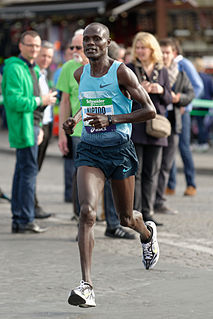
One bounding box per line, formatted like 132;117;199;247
81;98;116;134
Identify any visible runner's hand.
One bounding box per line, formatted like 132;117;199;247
63;117;76;135
84;113;109;128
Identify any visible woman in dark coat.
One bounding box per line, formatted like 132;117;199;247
127;31;172;224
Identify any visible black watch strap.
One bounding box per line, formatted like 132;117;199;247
107;115;113;126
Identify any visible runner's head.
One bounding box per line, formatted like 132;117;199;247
83;23;111;60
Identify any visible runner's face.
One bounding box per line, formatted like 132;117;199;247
83;25;109;59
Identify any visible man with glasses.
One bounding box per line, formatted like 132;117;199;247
2;30;57;233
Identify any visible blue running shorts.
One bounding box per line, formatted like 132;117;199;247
75;140;138;180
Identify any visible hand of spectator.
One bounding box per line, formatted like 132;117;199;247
149;83;164;94
141;80;152;93
172;91;181;103
58;131;69;155
37;128;44;145
41;90;57;106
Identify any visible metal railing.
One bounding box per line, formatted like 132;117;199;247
190;99;213;116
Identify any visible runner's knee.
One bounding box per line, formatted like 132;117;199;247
80;203;96;226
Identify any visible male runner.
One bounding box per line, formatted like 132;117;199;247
63;22;159;308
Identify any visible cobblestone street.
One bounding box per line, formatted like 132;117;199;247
0;131;213;319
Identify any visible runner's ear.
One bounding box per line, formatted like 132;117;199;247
107;38;111;47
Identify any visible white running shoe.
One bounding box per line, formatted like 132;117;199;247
68;280;96;308
142;221;159;270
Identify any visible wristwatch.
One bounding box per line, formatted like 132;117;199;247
107;115;113;126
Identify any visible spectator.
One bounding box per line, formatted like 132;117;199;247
154;38;195;215
192;57;213;152
34;40;55;218
124;46;132;64
127;31;172;225
2;30;56;233
166;39;203;196
118;45;126;62
53;42;73;86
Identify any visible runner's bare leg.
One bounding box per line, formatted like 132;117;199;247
77;166;105;286
111;176;151;242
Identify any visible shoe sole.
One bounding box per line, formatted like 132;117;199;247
68;291;96;307
68;292;86;306
11;228;48;234
79;302;96;308
35;215;52;219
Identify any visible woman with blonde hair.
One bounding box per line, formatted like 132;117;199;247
127;31;172;225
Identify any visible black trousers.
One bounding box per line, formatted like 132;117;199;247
38;123;53;171
35;122;52;207
134;143;162;218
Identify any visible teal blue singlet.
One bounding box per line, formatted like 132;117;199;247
79;60;132;147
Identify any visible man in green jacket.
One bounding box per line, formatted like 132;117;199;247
2;30;57;233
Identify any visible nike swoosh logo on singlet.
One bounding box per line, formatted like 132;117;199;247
100;83;111;88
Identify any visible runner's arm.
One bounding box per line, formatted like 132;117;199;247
114;63;156;124
84;64;156;128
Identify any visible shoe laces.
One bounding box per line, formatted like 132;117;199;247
77;280;91;292
143;242;153;260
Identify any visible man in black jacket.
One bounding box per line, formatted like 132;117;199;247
154;38;195;215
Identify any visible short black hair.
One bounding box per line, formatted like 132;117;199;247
84;22;110;38
159;37;182;55
159;38;176;50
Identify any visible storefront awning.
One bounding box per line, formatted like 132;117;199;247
0;1;105;17
110;0;200;17
111;0;148;16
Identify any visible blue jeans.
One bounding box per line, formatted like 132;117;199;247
12;126;39;225
104;179;120;230
168;111;196;189
196;116;208;144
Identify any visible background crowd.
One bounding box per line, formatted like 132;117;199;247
0;26;213;235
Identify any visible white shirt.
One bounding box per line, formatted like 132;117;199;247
39;69;53;124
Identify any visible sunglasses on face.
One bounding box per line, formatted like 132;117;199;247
70;46;82;50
